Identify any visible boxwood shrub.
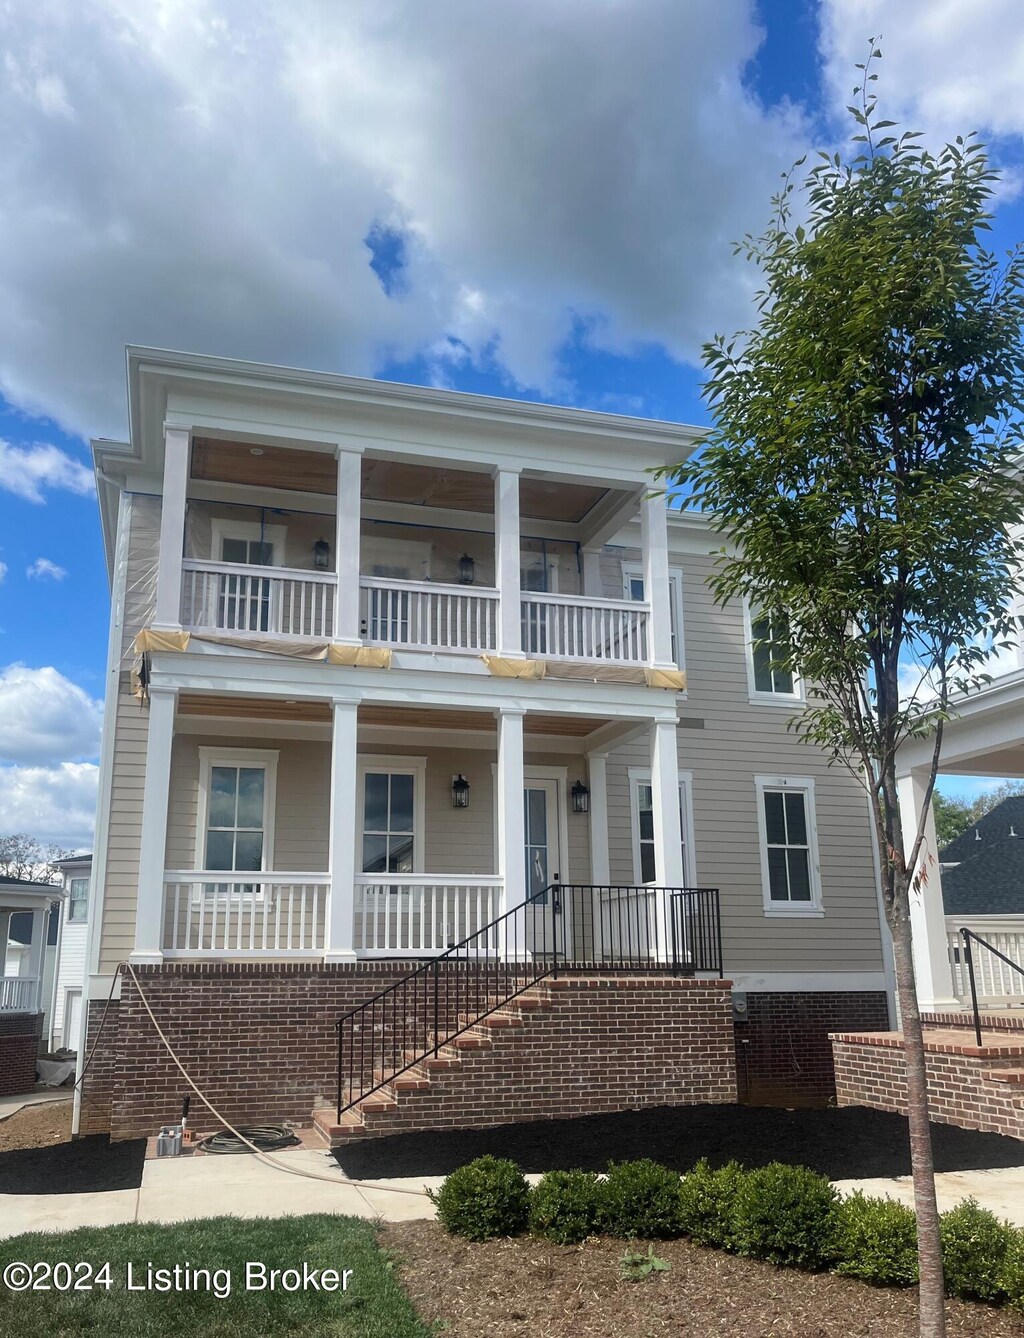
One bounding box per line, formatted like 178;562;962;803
999;1227;1024;1313
733;1162;840;1271
428;1155;530;1241
834;1193;919;1287
529;1169;603;1244
599;1159;684;1239
940;1198;1014;1303
677;1158;746;1250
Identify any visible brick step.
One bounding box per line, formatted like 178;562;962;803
987;1068;1024;1085
455;1010;525;1029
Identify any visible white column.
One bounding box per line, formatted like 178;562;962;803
586;752;610;886
897;770;960;1010
27;908;47;1013
641;491;675;669
132;686;177;963
496;708;527;959
650;718;683;963
494;468;523;657
334;447;363;646
325;699;360;962
582;547;603;599
152;424;191;630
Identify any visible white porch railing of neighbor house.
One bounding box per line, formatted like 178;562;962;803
0;976;40;1012
359;577;499;653
521;592;650;663
353;875;503;954
947;919;1024;1005
162;873;329;955
180;561;337;640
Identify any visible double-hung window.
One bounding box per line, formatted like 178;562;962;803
755;776;823;915
747;606;802;702
622;565;685;671
67;877;89;923
358;759;425;875
197;749;278;892
629;769;695;885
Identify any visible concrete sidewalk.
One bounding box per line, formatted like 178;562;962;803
2;1147;1024;1239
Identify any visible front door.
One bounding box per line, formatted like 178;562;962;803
523;779;562;959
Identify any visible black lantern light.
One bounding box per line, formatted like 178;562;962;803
313;538;331;570
571;779;591;814
451;774;471;809
457;553;476;585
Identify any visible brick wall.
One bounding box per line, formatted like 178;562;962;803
0;1011;43;1097
79;964;737;1141
832;1032;1024;1140
734;991;891;1106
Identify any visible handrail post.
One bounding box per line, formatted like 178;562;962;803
670;892;679;976
432;959;440;1057
961;928;983;1048
552;876;560;979
336;1019;343;1122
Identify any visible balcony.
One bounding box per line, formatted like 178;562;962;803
0;976;40;1012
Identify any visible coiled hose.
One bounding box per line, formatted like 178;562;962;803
197;1125;301;1155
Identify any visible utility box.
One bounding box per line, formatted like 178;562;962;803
156;1125;182;1157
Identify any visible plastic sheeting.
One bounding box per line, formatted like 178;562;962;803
482;655;547;679
645;668;687;691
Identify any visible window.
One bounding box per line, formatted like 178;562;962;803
629;769;695;885
622;565;685;670
358;759;426;874
197;749;278;874
209;520;286;634
747;606;801;701
754;776;823;915
67;878;88;923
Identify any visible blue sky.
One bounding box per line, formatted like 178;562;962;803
1;0;1023;843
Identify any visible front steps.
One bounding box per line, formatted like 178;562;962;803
313;975;736;1147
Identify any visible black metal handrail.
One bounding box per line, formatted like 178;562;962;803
334;881;723;1120
960;927;1024;1047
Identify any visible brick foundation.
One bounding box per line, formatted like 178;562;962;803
0;1012;43;1097
734;991;891;1106
79;964;737;1141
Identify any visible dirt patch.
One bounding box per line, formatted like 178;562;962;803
0;1131;146;1195
336;1103;1024;1182
0;1100;72;1153
385;1220;1024;1337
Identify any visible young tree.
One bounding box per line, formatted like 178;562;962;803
932;793;974;848
0;834;74;884
663;44;1024;1338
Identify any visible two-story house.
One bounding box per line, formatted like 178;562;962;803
74;348;894;1143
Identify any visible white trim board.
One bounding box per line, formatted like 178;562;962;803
726;972;890;993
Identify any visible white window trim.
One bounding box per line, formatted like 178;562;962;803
743;598;804;706
195;747;280;873
210;518;287;568
356;755;428;874
622;562;686;673
67;877;89;924
627;766;696;887
754;774;824;917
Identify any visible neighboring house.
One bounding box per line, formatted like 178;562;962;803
49;855;92;1051
77;347;894;1142
0;876;63;1096
939;796;1024;916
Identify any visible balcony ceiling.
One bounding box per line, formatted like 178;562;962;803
190;438;613;523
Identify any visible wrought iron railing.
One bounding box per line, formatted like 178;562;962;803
334;882;722;1119
959;927;1024;1046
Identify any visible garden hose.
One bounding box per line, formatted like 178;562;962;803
197;1125;301;1155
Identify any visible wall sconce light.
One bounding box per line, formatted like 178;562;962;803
457;553;476;585
451;774;471;809
313;538;331;570
571;779;591;814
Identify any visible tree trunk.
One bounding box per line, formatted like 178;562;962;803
888;881;946;1338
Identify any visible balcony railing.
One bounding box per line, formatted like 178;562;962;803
162;872;329;955
353;875;503;955
947;918;1024;1005
359;577;498;653
521;591;650;663
0;976;40;1012
180;560;337;640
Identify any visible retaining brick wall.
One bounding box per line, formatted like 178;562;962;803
0;1011;43;1097
78;964;737;1141
734;992;891;1105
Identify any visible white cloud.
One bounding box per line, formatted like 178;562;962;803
0;562;7;584
0;762;98;847
0;664;102;765
0;439;94;503
820;2;1024;144
0;0;813;436
26;557;66;581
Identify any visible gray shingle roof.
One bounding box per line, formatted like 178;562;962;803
939;796;1024;916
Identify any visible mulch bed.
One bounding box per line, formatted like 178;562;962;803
385;1220;1024;1337
0;1106;145;1195
336;1103;1024;1181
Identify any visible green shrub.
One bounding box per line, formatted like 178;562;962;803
600;1159;684;1239
529;1170;603;1244
429;1156;530;1241
677;1159;746;1250
834;1193;919;1287
940;1198;1014;1303
999;1227;1024;1313
733;1162;840;1270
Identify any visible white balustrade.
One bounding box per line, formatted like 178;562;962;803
0;976;40;1011
360;577;498;652
947;919;1024;1004
162;872;329;955
521;592;650;663
180;561;337;640
353;876;503;954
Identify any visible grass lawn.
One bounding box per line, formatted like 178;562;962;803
0;1215;430;1336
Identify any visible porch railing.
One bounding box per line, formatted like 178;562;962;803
359;577;498;652
0;976;40;1012
353;876;503;954
520;591;650;663
180;560;337;640
957;927;1024;1047
162;872;329;955
948;919;1024;1007
554;884;723;975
